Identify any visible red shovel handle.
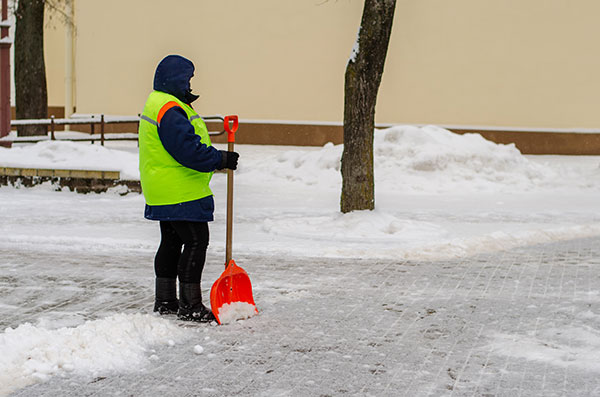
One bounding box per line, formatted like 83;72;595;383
224;115;238;143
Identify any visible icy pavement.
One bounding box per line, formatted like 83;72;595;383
2;237;600;396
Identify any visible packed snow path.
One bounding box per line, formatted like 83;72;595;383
2;238;600;396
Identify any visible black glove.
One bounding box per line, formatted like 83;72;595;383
218;151;239;170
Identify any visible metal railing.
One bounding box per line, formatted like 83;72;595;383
8;114;227;145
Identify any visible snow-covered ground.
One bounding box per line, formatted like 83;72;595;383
3;125;599;261
1;126;600;395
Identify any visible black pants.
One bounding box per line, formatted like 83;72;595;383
154;221;209;284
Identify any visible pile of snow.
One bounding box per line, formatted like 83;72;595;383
374;125;559;193
242;125;570;193
217;302;258;325
0;313;190;395
0;141;139;180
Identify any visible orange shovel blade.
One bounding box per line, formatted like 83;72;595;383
210;259;258;324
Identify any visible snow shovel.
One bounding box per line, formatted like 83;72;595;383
210;115;258;324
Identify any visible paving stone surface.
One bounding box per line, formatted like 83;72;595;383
2;237;600;396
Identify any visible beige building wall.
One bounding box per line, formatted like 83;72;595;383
44;0;600;128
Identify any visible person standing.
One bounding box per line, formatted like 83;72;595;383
138;55;239;322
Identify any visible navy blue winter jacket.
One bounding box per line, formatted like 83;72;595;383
144;55;224;222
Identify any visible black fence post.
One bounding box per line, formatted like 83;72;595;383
50;116;55;140
101;114;105;146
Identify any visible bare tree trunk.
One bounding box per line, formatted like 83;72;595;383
15;0;48;136
341;0;396;213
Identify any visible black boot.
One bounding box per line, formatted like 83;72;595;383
177;282;216;323
153;277;179;315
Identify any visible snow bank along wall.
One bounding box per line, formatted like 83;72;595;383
36;0;600;153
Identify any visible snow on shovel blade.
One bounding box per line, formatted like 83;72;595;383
210;259;258;325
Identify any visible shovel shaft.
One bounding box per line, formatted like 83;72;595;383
225;140;234;265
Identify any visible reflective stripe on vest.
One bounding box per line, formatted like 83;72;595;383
138;91;213;206
140;103;203;127
140;114;157;126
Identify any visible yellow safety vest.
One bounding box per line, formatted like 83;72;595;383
138;91;213;206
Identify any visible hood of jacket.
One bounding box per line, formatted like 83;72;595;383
153;55;199;104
